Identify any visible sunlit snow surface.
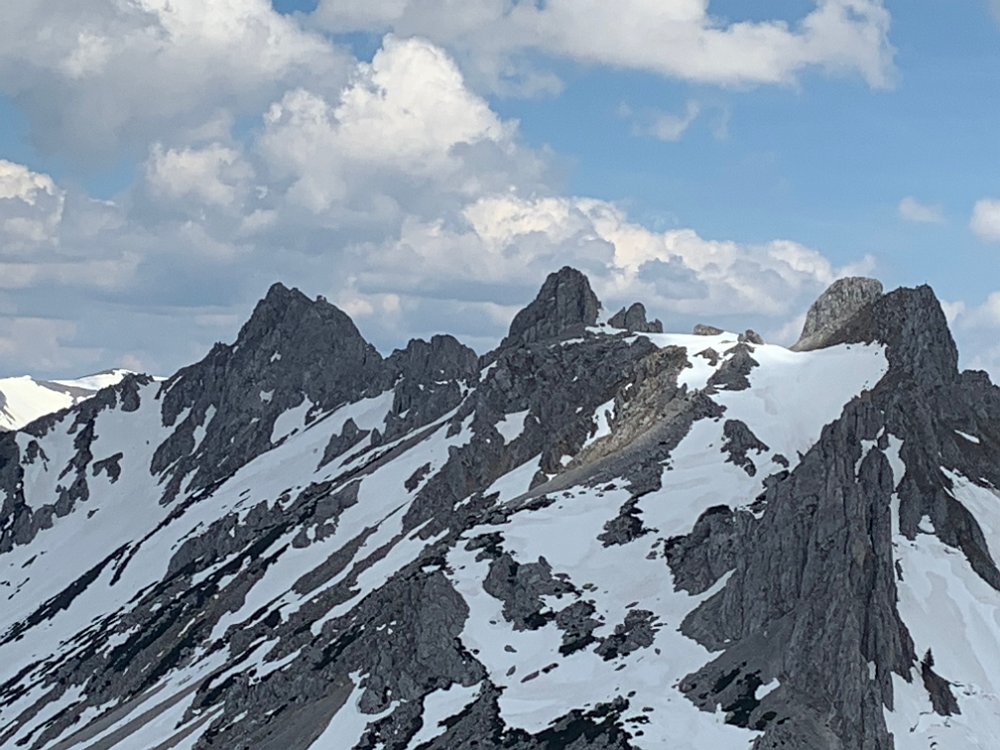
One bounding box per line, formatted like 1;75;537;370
886;453;1000;748
0;370;137;431
0;333;896;749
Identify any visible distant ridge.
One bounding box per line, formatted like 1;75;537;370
0;369;136;431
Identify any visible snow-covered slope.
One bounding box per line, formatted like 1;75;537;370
0;369;134;432
0;270;998;750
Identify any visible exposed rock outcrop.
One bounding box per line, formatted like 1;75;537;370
792;277;883;351
3;270;1000;750
608;302;663;334
500;266;600;348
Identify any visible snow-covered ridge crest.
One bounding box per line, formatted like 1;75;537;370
0;369;137;432
0;269;998;750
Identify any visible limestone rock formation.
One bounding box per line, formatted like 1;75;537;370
792;276;884;351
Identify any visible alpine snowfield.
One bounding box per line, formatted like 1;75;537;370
1;269;998;749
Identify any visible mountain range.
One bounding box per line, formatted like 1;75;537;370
0;267;998;750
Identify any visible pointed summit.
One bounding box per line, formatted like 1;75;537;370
154;284;385;499
501;266;601;348
239;283;363;351
792;277;884;352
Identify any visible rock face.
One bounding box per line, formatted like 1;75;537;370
792;277;884;351
608;303;663;334
501;266;600;348
1;269;999;750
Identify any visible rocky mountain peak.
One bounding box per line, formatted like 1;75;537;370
792;276;884;351
152;284;385;500
500;266;601;348
3;269;999;750
237;283;375;359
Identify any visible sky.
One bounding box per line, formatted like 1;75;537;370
0;0;999;379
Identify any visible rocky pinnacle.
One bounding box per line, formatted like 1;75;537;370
500;266;601;348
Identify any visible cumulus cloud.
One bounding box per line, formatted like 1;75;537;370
0;33;876;376
0;316;101;373
898;196;944;224
255;36;524;219
314;0;896;92
0;160;65;252
971;198;1000;241
0;0;350;160
146;143;255;210
342;192;869;341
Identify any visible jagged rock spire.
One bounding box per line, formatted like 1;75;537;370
500;266;601;348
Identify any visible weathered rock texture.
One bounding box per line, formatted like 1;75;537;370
792;277;884;351
501;266;600;348
1;268;998;750
609;303;663;334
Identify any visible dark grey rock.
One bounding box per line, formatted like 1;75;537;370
720;419;770;476
738;329;764;345
695;348;720;366
555;600;602;656
7;271;1000;750
598;497;650;547
707;344;759;392
693;324;724;336
595;610;658;660
920;649;960;717
151;283;386;503
500;267;600;348
482;553;574;630
665;505;742;595
319;418;369;468
608;303;663;334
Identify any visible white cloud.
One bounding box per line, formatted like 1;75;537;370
971;198;1000;241
0;160;65;251
0;35;875;377
898;196;944;224
0;160;143;295
0;0;350;160
254;36;544;223
960;292;1000;328
0;316;101;374
347;193;864;326
940;299;967;325
625;100;702;142
314;0;896;91
146;143;254;209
